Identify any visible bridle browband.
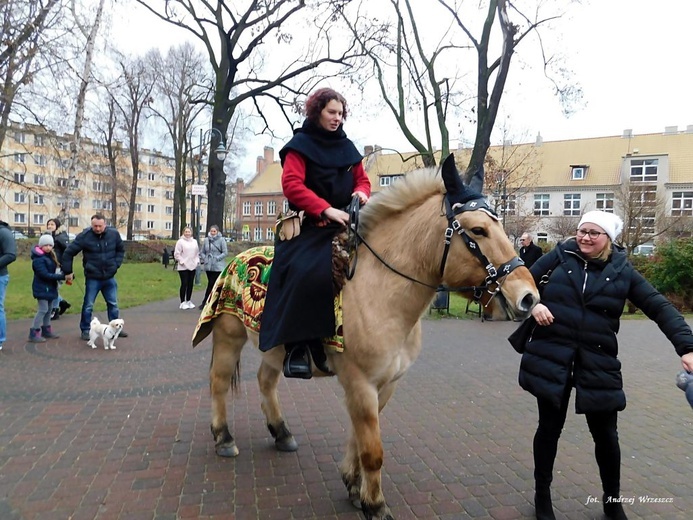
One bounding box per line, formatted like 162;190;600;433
347;193;526;303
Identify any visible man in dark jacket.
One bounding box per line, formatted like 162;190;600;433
0;219;18;350
519;232;543;268
62;214;128;341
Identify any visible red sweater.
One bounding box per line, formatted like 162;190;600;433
281;151;371;219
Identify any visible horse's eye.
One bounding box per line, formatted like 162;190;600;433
469;227;486;237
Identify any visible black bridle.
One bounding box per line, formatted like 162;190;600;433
347;193;526;303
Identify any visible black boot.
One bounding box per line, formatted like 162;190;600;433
50;308;60;320
283;343;312;379
603;494;628;519
58;300;71;315
534;489;555;520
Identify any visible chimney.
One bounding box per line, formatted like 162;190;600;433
686;125;693;134
622;129;632;138
264;146;274;164
664;125;678;135
535;132;543;147
256;155;265;175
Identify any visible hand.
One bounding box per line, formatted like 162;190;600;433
65;273;74;283
682;352;693;372
531;303;554;326
322;207;350;227
352;190;369;205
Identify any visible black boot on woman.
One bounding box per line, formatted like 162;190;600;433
534;490;556;520
603;495;628;520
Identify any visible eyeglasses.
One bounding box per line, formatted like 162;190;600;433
576;229;608;239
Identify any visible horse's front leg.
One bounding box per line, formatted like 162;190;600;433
210;314;246;458
339;371;393;520
258;348;298;452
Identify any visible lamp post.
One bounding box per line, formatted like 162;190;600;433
190;127;228;240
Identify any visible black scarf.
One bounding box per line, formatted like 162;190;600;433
279;119;362;168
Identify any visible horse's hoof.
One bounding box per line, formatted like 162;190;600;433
275;435;298;452
361;502;394;520
215;443;239;457
350;497;361;510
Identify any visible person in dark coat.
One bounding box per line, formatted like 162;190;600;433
259;87;371;378
199;225;228;309
29;234;65;342
62;214;128;341
0;219;18;350
46;218;71;319
517;211;693;520
519;232;543;268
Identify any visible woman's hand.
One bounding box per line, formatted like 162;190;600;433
682;352;693;372
352;190;369;205
531;303;554;326
322;207;350;227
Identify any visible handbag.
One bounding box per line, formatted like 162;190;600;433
276;210;304;241
508;316;536;353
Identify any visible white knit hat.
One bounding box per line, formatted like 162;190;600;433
38;234;54;247
578;211;624;242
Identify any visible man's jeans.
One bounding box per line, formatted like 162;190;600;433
80;277;120;333
0;274;8;344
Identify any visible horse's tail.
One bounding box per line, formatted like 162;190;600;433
208;349;241;395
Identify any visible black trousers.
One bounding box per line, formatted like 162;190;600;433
203;271;221;305
534;393;620;496
178;270;196;302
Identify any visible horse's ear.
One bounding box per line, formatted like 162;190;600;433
441;154;465;196
468;163;485;194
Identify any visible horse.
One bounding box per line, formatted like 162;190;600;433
192;154;540;520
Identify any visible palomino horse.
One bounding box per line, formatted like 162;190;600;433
192;155;539;520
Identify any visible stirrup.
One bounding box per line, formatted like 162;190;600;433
283;345;313;379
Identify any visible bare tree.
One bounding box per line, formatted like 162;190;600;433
340;0;579;183
0;0;63;154
546;215;580;243
135;0;368;232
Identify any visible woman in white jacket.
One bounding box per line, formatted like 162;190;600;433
174;226;200;309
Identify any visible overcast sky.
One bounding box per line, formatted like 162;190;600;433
112;0;693;178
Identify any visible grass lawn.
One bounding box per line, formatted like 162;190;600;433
5;259;184;320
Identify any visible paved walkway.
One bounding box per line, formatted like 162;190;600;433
0;295;691;520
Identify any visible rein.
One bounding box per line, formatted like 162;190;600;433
347;193;526;302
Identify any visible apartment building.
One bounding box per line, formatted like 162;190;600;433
0;121;195;239
237;128;693;248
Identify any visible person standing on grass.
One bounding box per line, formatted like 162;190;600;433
62;214;128;341
174;226;200;310
198;225;227;309
46;218;71;320
28;234;65;343
0;219;17;351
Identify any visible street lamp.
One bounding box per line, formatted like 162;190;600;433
191;127;228;240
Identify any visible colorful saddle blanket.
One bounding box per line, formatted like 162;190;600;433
192;246;344;352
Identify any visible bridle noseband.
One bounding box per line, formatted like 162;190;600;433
348;193;526;303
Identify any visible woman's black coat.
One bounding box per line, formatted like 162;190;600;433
519;238;693;413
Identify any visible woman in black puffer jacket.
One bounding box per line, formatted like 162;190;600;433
46;218;70;319
517;211;693;520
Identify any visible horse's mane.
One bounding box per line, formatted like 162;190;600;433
358;167;443;238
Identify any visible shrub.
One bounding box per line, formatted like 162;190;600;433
648;238;693;311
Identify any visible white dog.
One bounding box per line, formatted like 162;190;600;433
88;317;125;350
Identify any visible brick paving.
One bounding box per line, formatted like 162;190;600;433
0;294;691;519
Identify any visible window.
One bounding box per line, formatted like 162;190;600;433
14;132;25;144
134;220;142;230
93;181;103;192
630;158;658;182
57;177;67;188
379;176;391;187
15;153;26;163
242;201;251;216
165;176;174;184
60;158;71;168
242;229;250;241
33;174;45;186
34;135;45;146
536;232;548;244
148;188;155;197
147;221;154;229
166;206;173;215
283;200;289;213
267;200;277;215
148;204;155;213
254;201;263;215
254;226;262;241
68;216;78;227
14;213;26;224
148;156;157;166
14;173;25;183
33;194;44;204
501;194;516;216
92;200;103;209
137;187;142;196
135;203;142;212
103;183;112;193
33;214;45;225
14;192;26;203
103;201;112;210
563;193;581;216
69;179;79;190
35;155;47;166
148;173;156;181
71;200;80;209
534;194;550;216
165;190;174;200
165;222;172;231
266;228;274;241
672;191;693;216
571;166;586;180
596;193;614;212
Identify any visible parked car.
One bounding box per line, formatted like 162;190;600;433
11;230;28;240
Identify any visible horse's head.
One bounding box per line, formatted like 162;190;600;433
440;154;539;320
